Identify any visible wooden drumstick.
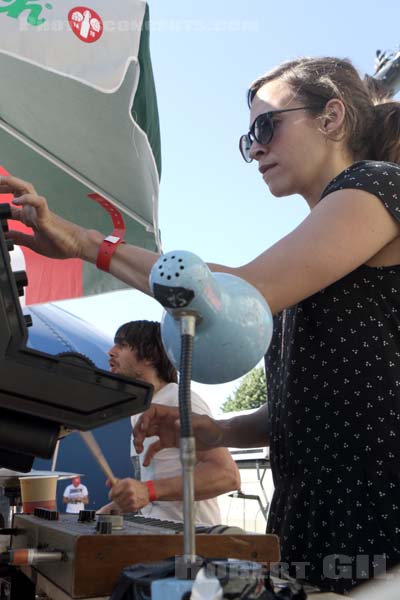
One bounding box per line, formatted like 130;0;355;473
79;431;118;486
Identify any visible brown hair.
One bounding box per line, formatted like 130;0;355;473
115;320;177;384
248;57;400;163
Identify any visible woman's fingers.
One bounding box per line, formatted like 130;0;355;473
12;193;49;224
142;440;162;467
6;189;83;259
5;230;36;249
0;174;37;197
7;194;50;237
133;407;159;452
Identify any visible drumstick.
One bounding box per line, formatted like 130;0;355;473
79;431;117;486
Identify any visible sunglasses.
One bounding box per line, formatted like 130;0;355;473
239;105;323;163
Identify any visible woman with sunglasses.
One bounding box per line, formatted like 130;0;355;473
4;56;400;594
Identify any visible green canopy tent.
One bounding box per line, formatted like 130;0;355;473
0;0;161;303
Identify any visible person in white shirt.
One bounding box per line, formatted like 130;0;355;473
104;320;240;526
62;476;89;513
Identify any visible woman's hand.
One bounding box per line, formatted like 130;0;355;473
1;174;91;260
133;404;224;466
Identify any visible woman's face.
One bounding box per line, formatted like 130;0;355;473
249;79;329;202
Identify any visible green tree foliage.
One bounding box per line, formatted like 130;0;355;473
221;367;266;413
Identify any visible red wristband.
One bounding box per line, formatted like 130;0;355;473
89;193;126;272
145;480;157;503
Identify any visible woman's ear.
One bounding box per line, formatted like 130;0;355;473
321;98;346;133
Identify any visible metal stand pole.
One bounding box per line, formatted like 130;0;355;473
177;314;197;575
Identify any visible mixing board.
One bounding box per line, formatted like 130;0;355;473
10;511;280;598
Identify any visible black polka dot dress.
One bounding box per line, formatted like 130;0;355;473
265;161;400;594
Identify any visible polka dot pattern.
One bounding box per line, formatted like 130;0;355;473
264;161;400;594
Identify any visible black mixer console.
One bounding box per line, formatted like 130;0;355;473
0;203;153;470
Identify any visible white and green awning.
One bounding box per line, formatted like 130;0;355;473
0;0;161;303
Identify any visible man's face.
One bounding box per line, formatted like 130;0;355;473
108;338;147;381
72;477;80;487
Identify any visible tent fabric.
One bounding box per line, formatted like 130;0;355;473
0;1;161;304
0;0;147;93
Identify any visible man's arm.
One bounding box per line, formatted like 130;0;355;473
108;447;240;512
151;447;240;501
63;497;81;504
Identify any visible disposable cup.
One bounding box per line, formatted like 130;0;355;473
19;475;58;514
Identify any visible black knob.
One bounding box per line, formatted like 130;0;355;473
47;510;59;521
78;510;96;523
96;521;112;534
0;204;11;220
33;508;59;521
24;315;33;328
0;202;11;233
13;270;28;296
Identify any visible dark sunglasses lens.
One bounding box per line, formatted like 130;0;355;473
254;114;273;145
239;135;252;163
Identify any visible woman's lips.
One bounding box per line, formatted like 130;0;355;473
260;163;277;179
259;163;277;175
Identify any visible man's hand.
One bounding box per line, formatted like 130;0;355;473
133;404;224;466
1;174;88;260
96;501;121;515
108;478;150;512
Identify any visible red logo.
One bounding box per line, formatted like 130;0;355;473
68;7;103;43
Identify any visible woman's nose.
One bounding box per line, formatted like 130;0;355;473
249;140;269;162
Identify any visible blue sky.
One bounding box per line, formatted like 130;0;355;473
58;0;400;412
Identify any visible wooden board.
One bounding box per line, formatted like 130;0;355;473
72;533;280;597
